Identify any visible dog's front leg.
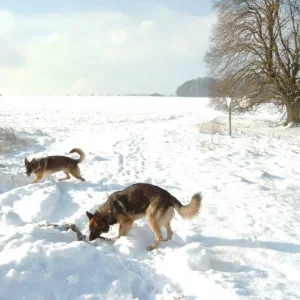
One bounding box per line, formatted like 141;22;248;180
117;221;133;238
31;163;46;184
32;175;43;184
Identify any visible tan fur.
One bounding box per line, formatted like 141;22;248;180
69;148;85;163
24;148;86;183
173;194;202;219
86;183;202;251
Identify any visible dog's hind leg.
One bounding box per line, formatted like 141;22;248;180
164;222;173;241
70;167;85;182
146;211;164;251
59;171;71;182
163;208;174;241
147;221;163;251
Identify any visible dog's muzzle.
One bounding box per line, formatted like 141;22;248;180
89;232;100;241
89;227;110;241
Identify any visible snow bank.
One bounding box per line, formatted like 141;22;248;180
0;170;31;194
1;241;148;300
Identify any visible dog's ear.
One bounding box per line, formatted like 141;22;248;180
86;211;94;220
24;158;29;166
30;158;40;168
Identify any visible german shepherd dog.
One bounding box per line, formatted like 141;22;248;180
86;183;202;250
24;148;86;183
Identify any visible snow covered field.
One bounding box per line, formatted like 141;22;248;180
0;96;300;300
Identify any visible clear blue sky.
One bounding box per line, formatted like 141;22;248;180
0;1;215;95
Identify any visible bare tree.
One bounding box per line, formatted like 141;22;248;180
205;0;300;126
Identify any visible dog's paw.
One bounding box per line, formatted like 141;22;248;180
146;244;157;251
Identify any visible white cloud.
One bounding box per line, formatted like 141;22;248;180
0;8;216;95
139;20;156;32
110;29;127;45
0;10;15;35
47;33;64;44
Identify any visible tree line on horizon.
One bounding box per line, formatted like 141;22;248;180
175;77;219;97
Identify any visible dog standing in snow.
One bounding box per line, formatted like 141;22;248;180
86;183;202;250
24;148;86;183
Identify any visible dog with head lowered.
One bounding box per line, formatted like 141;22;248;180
86;183;202;250
24;148;85;183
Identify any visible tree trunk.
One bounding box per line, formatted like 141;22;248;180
285;101;300;126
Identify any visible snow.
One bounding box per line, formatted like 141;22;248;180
0;96;300;300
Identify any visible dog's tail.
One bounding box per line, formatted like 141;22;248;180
69;148;85;163
172;192;202;219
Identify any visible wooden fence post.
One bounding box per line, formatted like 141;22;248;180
226;97;232;136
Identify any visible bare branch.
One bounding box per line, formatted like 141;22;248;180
205;0;300;125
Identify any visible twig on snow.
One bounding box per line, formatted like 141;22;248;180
38;222;116;246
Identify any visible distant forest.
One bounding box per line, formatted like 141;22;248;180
176;77;218;97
